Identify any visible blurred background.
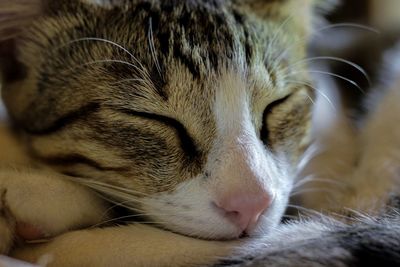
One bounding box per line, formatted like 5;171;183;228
313;0;400;118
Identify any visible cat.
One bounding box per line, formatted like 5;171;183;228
0;0;399;266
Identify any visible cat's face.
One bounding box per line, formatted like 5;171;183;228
1;0;317;239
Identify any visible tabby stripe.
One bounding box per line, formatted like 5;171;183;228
36;153;129;172
111;107;200;160
24;102;100;135
173;43;201;79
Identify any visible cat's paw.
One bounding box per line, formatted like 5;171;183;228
0;168;110;253
0;215;14;254
0;190;15;254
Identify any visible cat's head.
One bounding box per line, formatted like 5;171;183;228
0;0;332;239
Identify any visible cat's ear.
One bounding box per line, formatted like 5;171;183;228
0;0;45;82
236;0;337;36
236;0;337;16
0;0;119;82
0;0;44;41
0;1;63;83
0;0;124;41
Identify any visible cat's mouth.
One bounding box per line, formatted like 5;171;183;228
140;182;289;240
144;205;277;241
142;203;249;240
160;222;246;241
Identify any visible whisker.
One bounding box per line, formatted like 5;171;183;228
314;23;380;35
77;59;147;76
292;174;316;189
58;37;147;72
90;214;145;228
285;80;336;110
310;70;363;93
274;22;378;67
266;14;296;54
289;187;336;197
148;17;163;78
289;56;371;87
90;213;172;228
286;204;325;217
289;70;364;93
73;178;203;218
96;198;148;222
295;143;322;173
73;178;150;197
293;176;348;191
303;93;315;105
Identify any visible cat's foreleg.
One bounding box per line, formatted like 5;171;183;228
296;75;360;212
298;74;400;215
0;169;109;254
339;80;400;213
12;214;400;267
11;224;235;267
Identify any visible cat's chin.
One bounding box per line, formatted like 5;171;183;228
142;203;285;241
152;216;245;241
155;212;281;241
158;221;251;241
172;226;244;241
140;178;291;240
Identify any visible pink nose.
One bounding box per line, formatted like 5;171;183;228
214;191;272;232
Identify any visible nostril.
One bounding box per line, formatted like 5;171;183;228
212;202;246;229
213;191;272;232
224;210;240;222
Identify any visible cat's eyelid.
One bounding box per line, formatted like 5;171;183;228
109;106;200;160
260;94;292;142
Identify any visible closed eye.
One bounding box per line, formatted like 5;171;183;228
110;106;200;161
260;95;291;143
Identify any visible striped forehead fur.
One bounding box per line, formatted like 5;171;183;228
2;0;300;130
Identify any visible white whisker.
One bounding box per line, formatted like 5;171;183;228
290;187;336;197
266;14;296;54
274;23;378;67
286;80;336;110
148;17;163;78
310;70;363;92
77;59;146;76
295;142;322;173
73;178;150;197
58;37;147;72
314;23;380;35
289;56;371;87
293;176;348;191
286;204;325;217
288;70;364;93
